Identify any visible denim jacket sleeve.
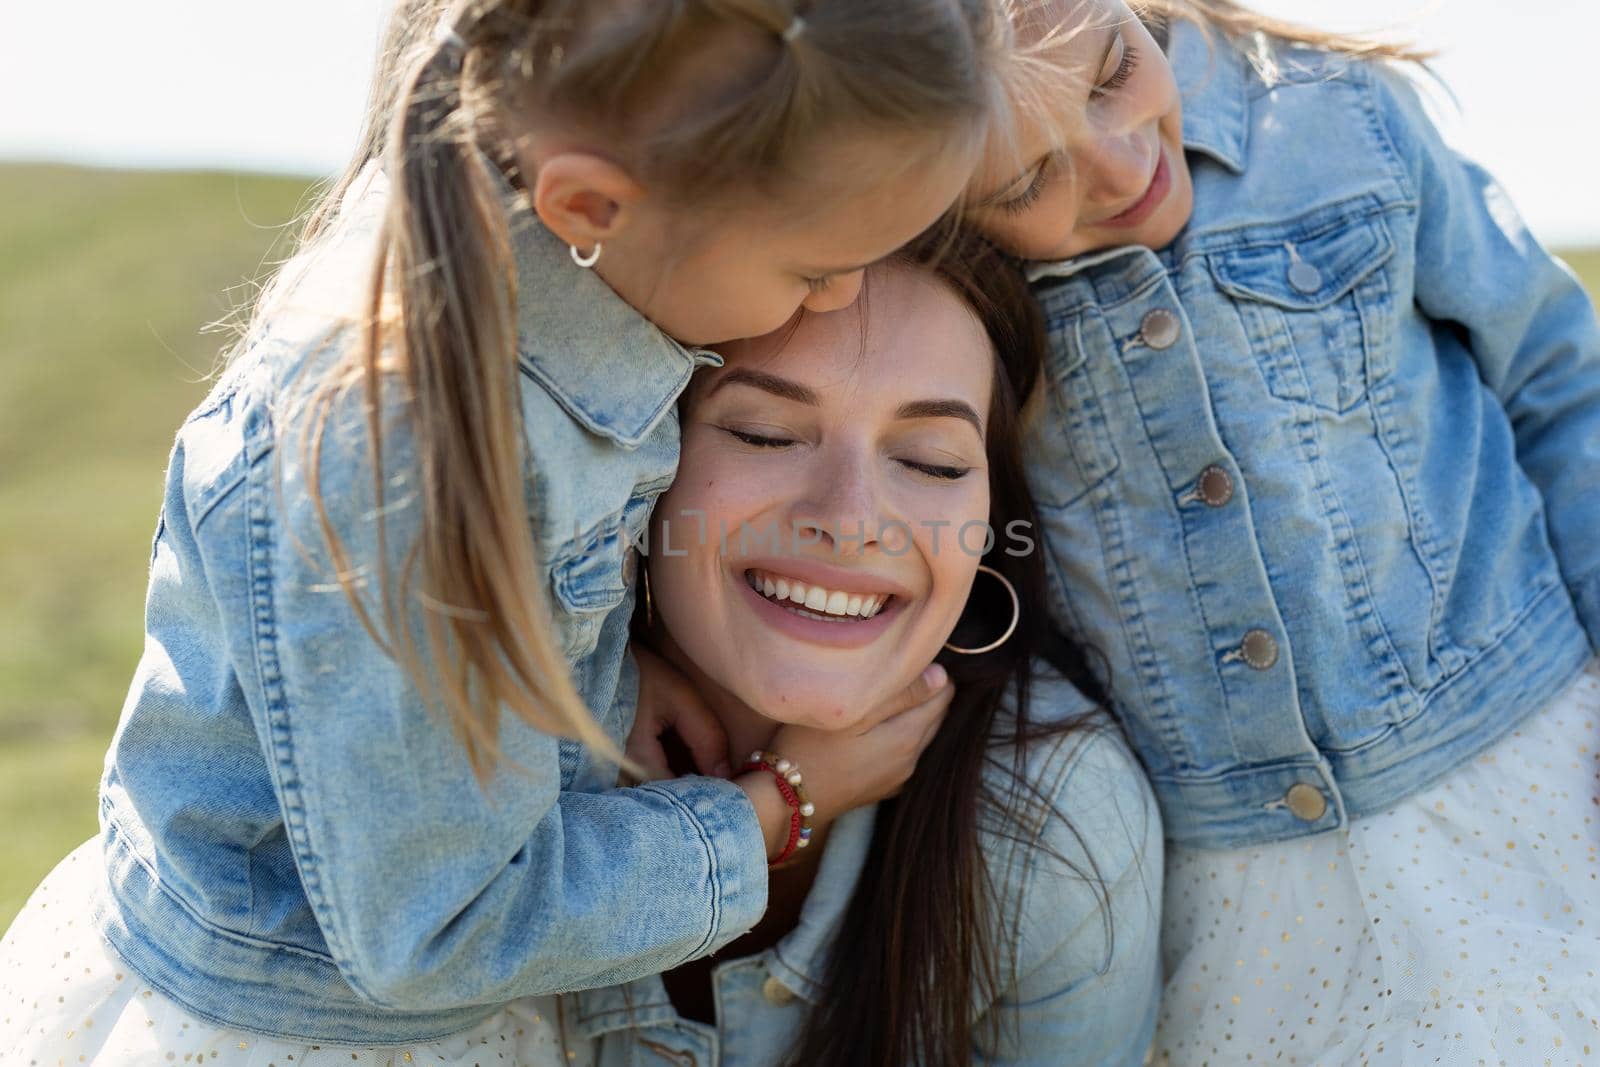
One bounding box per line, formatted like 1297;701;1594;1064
229;375;768;1012
974;721;1163;1066
1377;69;1600;651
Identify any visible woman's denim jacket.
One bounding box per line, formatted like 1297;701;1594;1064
94;166;770;1043
1023;23;1600;850
560;691;1162;1067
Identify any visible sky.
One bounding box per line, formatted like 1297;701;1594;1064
2;1;1596;244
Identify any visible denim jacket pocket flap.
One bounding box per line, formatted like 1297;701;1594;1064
549;520;633;662
1208;218;1395;311
551;525;631;614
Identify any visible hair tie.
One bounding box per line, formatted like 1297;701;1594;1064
780;15;806;44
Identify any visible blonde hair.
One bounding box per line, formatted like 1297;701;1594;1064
261;0;1005;778
1151;0;1432;65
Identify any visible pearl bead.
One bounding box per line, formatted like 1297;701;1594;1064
799;802;815;817
775;759;793;774
786;771;802;786
796;837;811;848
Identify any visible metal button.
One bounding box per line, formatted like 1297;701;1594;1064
1139;308;1181;350
1240;629;1279;670
1285;783;1328;822
762;975;797;1006
1197;465;1234;507
1288;260;1323;294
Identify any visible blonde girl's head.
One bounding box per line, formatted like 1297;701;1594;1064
287;0;1008;776
968;0;1429;261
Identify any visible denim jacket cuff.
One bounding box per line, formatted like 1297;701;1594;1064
638;776;769;953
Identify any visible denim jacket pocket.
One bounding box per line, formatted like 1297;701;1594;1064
1209;215;1395;413
1025;311;1122;510
550;518;634;664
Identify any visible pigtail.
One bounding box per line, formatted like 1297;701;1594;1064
311;21;620;778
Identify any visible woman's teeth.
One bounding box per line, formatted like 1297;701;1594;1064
745;569;890;621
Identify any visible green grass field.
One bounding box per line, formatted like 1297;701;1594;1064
0;164;1596;929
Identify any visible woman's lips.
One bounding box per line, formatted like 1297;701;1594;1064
1098;149;1171;230
735;570;902;650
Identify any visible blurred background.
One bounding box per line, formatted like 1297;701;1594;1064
0;1;1595;926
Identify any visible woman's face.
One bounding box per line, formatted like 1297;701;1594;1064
648;263;994;727
967;0;1193;260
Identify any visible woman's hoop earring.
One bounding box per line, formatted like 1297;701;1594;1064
943;565;1020;656
570;242;602;269
642;563;654;629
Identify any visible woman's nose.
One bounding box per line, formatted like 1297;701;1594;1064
790;449;880;556
800;269;867;314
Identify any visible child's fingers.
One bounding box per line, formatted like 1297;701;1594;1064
672;695;732;778
857;662;951;732
623;726;673;782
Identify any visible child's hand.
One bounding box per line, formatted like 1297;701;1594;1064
628;645;732;780
738;663;954;860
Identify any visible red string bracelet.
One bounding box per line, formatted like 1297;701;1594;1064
739;749;815;867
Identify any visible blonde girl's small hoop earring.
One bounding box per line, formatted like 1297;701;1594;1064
570;242;602;269
943;564;1020;656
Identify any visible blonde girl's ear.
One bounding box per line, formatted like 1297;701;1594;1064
531;152;646;254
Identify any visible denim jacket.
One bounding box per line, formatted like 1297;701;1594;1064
558;690;1162;1067
94;164;770;1043
1023;23;1600;850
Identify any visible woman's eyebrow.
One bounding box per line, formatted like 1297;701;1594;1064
706;368;819;405
896;398;983;435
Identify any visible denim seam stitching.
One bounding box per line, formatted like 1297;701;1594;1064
637;783;724;964
245;455;372;1002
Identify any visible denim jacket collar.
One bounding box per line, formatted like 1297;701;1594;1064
568;805;878;1039
1170;18;1250;176
489;164;723;450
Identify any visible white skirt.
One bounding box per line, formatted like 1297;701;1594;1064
1153;660;1600;1066
0;842;586;1065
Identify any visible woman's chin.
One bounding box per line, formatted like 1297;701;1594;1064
740;670;912;732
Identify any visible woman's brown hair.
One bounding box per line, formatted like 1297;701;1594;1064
783;235;1115;1066
247;0;1009;776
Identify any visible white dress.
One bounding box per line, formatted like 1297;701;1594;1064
1153;660;1600;1066
0;844;586;1066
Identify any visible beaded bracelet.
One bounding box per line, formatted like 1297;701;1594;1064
739;749;815;866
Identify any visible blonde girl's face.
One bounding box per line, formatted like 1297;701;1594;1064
600;131;978;347
967;0;1194;260
647;264;993;728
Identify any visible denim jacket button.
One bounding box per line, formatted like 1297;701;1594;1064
1240;629;1279;670
1198;466;1235;507
1288;260;1323;294
621;546;638;586
1139;308;1181;349
1285;783;1328;822
762;975;797;1006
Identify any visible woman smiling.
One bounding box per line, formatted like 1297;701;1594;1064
570;249;1162;1066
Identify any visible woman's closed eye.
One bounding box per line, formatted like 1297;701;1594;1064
722;426;972;480
721;426;797;449
900;459;972;480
